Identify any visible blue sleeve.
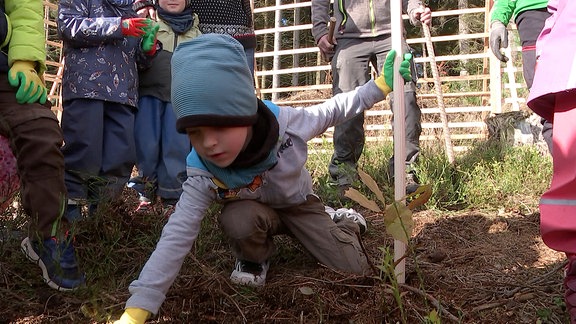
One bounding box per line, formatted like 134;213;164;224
0;12;9;48
57;0;125;48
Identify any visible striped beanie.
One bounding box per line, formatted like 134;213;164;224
171;34;258;133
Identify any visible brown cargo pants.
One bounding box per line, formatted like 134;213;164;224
218;195;372;275
0;77;66;239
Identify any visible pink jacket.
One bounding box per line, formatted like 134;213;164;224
527;0;576;121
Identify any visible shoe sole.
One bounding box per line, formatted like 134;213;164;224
230;270;266;287
20;237;76;292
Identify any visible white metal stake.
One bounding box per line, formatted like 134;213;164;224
390;0;407;284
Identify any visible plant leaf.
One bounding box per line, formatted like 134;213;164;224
358;169;386;205
384;201;414;244
345;187;381;212
425;309;441;324
406;184;433;210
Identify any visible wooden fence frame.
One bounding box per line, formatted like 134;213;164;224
43;0;527;151
252;1;528;150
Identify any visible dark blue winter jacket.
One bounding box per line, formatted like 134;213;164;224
58;0;149;107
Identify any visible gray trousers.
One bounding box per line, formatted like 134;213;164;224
329;36;422;185
218;195;371;275
516;8;553;153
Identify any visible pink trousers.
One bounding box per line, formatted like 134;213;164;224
539;91;576;254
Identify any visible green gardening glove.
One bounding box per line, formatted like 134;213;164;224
374;50;413;96
141;23;160;56
8;60;48;104
113;308;151;324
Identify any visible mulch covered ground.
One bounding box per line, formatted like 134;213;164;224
0;196;568;323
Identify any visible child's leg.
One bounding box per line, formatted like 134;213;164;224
61;99;105;200
133;95;162;200
157;101;189;201
540;91;576;323
100;102;136;199
539;91;576;254
278;195;371;275
218;200;281;263
2;100;66;239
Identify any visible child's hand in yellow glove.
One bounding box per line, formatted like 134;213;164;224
112;308;150;324
8;61;47;104
374;50;413;96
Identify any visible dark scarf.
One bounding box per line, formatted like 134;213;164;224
157;6;195;34
201;100;280;189
230;100;279;168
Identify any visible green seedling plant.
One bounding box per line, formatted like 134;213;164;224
343;169;433;323
343;169;431;244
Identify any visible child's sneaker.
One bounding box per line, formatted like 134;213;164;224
21;236;86;291
135;196;152;212
230;259;269;287
325;206;367;234
127;176;156;212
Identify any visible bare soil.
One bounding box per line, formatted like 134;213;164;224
0;193;568;323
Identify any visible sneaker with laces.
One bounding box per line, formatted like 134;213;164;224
230;259;269;287
325;206;367;234
21;236;86;291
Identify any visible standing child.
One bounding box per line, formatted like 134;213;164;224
137;0;257;74
128;0;201;214
0;0;85;290
527;0;576;321
189;0;256;74
112;34;412;323
57;0;160;220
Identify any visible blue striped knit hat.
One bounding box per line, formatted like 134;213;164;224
171;34;258;133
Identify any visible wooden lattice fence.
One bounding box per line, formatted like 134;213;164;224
43;0;529;151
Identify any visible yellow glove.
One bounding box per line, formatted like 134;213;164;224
7;60;47;104
374;50;413;96
113;308;151;324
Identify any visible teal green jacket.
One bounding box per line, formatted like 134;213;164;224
491;0;548;24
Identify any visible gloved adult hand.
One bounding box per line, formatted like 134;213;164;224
121;18;151;37
141;23;160;56
113;308;150;324
7;61;47;104
489;20;508;62
374;50;412;96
